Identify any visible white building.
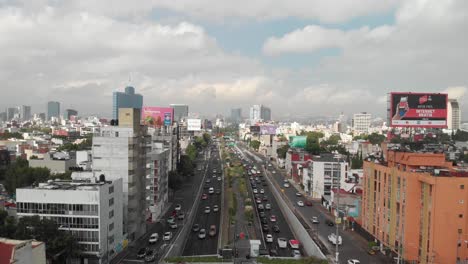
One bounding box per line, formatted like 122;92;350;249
16;175;123;264
147;146;170;222
92;108;148;242
302;154;348;199
0;238;46;264
447;99;461;130
352;112;371;134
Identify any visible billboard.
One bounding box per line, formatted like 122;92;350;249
250;126;260;133
187;119;202;131
260;125;277;135
390;93;447;128
141;107;174;127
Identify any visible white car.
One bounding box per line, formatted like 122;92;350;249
291;250;301;258
174;204;182;211
198;229;207;239
312;216;319;224
265;203;271;210
283;183;290;188
297;201;304;207
209;187;214;194
253;189;258;194
204;206;211;214
260;189;265;194
272;171;276;173
169;222;178;229
217;177;221;181
213;205;219;212
163;232;172;241
277;238;287;248
347;260;360;264
148;233;159;244
266;234;273;243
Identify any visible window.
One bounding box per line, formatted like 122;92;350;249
109;186;114;194
109;222;114;231
109;198;114;206
109;210;114;219
461;185;465;190
459;214;463;218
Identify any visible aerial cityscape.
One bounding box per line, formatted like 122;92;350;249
0;1;467;264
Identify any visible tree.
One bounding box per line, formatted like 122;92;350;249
250;140;260;151
186;144;197;162
351;151;364;169
168;170;183;190
322;134;340;146
178;155;194;176
30;155;39;160
305;134;320;155
453;130;468;142
202;133;211;145
0;132;23;140
276;145;290;159
367;133;386;145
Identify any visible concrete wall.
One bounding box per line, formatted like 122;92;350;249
29;158;76;174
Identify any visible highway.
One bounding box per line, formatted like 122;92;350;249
182;144;223;256
235;146;299;258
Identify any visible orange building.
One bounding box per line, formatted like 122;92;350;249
362;150;468;264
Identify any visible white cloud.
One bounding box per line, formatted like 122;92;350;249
442;86;467;100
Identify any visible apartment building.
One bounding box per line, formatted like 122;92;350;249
362;150;468;264
16;175;123;264
352;112;371;134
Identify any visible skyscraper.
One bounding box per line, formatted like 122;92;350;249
170;104;189;122
447;99;461;130
47;101;60;120
19;105;31;121
112;86;143;120
352;112;371;134
250;104;271;123
7;107;17;121
64;109;78;120
231;108;242;123
261;106;271;121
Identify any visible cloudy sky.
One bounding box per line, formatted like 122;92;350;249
1;0;467;120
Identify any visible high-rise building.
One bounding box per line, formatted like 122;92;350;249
7;107;17;121
47;101;60;120
112;86;143;120
231;108;242;123
362;150;468;264
261;106;271;121
64;109;78;120
447;99;461;130
19;105;31;121
16;175;123;263
0;112;6;122
352;112;371;134
250;104;271;123
92;108;149;241
170;104;189;122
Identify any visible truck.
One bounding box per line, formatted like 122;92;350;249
277;238;287;248
328;233;342;245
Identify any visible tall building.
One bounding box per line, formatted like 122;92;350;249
47;101;60;120
261;106;271;121
250;104;271;123
19;105;31;121
170;104;189;122
352;112;371;134
447;99;461;130
93;108;149;241
16;175;123;263
231;108;242;123
7;107;17;121
0;112;6;122
64;109;78;120
112;86;143;120
362;150;468;264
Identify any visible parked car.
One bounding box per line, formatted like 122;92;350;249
198;229;207;239
137;247;148;258
192;224;200;232
297;201;304;207
148;233;159;244
163;232;172;241
266;234;273;243
209;225;217;237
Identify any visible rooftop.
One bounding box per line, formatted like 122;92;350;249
18;177;111;191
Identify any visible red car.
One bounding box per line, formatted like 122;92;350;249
305;200;313;206
270;215;277;222
201;194;208;200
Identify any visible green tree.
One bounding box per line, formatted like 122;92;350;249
453;130;468;142
0;132;23;140
276;145;290;159
351;151;364;169
202;133;211;145
305;134;321;155
178;155;194;176
168;170;183;190
322;134;340;146
367;133;386;145
250;140;260;151
186;144;197;162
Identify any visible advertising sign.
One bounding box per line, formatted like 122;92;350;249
390;93;447;128
260;125;277;135
141;107;174;127
187;119;202;131
250;126;260;133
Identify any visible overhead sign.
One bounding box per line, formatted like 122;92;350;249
141;107;174;127
187;119;202;131
390;92;447;128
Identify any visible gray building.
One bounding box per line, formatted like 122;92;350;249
64;109;78;120
249;104;271;123
47;101;60;120
231;108;242;123
112;86;143;120
92;108;148;241
19;105;31;121
7;107;17;121
448;99;461;130
170;104;189;122
261;106;271;121
0;112;6;122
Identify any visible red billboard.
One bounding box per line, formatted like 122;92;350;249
390;92;447;128
141;107;174;127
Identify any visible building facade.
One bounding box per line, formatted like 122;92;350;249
64;109;78;120
170;104;189;122
361;151;468;264
19;105;31;122
231;108;242;123
249;104;271;123
112;86;143;120
448;99;461;130
92;108;148;242
352;112;371;134
47;101;60;121
16;176;123;264
146;146;169;222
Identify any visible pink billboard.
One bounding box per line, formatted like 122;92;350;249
141;107;174;127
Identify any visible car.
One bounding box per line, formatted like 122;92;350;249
253;189;258;194
283;183;290;188
262;224;269;231
273;225;280;233
174;204;182;211
283;179;289;183
192;224;200;232
272;171;276;173
258;204;264;210
203;185;209;189
217;177;221;181
312;217;319;224
167;216;175;224
268;164;272;167
367;249;376;255
213;205;219;212
198;229;206;239
209;187;214;194
137;247;148;258
297;201;304;207
252;184;257;188
277;237;287;248
213;174;216;178
262;196;268;201
204;206;211;214
148;233;159;244
170;222;178;229
347;260;361;264
295;192;302;197
145;250;156;262
269;249;278;256
305;200;313;206
256;198;262;204
260;189;265;194
205;179;211;183
261;217;268;224
326;219;335;226
266;234;273;243
163;232;172;241
209;225;217;237
259;212;266;218
265;203;271;210
270;215;277;222
177;212;185;220
197;167;202;171
291;250;301;258
215;189;221;194
201;194;208;200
